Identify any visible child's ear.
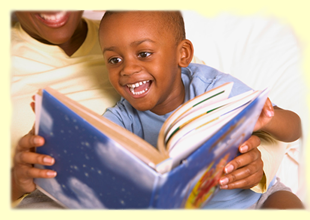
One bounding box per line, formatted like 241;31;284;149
178;39;194;67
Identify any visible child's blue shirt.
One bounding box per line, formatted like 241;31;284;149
103;63;263;209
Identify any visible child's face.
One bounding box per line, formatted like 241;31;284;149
15;11;84;45
99;12;186;115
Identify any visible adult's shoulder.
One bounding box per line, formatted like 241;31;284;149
83;17;100;30
11;22;25;45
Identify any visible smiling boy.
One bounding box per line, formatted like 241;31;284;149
100;11;187;115
99;11;302;208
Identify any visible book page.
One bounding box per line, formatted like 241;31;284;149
34;92;42;135
165;90;260;151
164;90;255;144
168;108;242;163
36;185;67;208
157;82;233;154
166;89;263;167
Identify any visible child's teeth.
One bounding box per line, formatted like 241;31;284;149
127;81;150;95
127;80;149;89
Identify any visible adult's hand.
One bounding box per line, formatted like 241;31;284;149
219;135;263;189
12;128;56;201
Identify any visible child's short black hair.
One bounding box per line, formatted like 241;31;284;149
102;11;186;44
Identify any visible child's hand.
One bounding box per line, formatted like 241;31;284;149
12;127;56;201
253;98;274;131
218;135;264;189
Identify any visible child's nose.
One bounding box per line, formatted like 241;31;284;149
121;59;142;76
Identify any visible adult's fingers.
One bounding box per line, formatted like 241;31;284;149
220;169;264;189
14;151;55;166
238;135;261;154
224;147;261;174
16;133;45;152
24;167;57;179
14;164;57;180
12;165;57;196
219;157;263;189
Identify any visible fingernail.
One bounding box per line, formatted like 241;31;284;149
220;185;228;189
219;177;229;185
266;110;274;117
240;145;248;153
46;171;57;177
43;156;54;165
225;164;234;174
33;137;41;145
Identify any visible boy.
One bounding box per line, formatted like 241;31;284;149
99;11;302;208
10;10;266;207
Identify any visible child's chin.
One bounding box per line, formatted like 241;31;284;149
135;106;151;112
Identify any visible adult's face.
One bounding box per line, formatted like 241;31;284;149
15;11;84;45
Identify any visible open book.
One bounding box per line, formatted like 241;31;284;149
34;83;269;208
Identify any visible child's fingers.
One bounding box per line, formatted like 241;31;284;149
262;98;274;117
266;98;273;109
254;98;274;131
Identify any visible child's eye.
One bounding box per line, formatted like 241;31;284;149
138;52;152;58
108;57;122;64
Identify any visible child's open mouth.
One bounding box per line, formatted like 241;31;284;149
36;11;69;28
126;80;151;96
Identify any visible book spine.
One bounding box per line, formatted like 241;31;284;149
155;158;173;174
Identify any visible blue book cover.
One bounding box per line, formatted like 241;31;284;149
34;86;268;209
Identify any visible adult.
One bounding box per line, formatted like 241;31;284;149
11;10;119;204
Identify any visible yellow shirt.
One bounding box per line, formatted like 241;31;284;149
10;18;121;165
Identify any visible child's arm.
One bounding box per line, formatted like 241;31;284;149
11;128;56;202
254;98;302;142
